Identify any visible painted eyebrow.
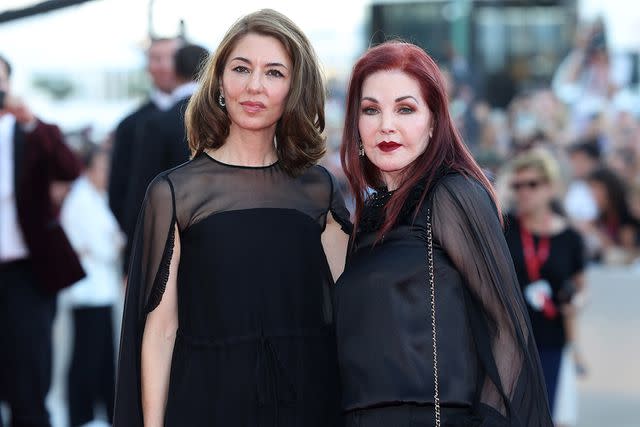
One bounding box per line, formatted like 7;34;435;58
230;56;288;69
360;95;419;103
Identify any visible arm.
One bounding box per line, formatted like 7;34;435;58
5;94;82;181
432;174;552;426
320;169;353;283
321;212;349;283
26;120;82;181
141;224;180;427
114;176;178;426
551;50;585;104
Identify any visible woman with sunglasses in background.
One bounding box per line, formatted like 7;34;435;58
504;149;587;426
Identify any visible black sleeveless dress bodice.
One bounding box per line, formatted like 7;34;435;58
335;174;478;411
114;153;351;427
335;172;554;427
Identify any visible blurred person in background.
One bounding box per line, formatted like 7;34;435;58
114;10;350;426
552;19;632;136
108;37;181;274
59;144;125;427
586;168;640;264
504;149;587;425
564;139;601;224
0;54;84;427
607;145;638;184
124;44;209;244
337;41;552;427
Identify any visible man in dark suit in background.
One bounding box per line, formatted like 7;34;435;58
0;54;84;427
108;37;181;272
124;44;209;254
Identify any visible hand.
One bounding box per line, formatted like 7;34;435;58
3;94;35;125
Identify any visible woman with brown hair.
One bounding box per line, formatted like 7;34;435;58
335;41;552;426
114;9;350;427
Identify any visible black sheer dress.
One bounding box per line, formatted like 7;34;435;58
335;171;553;426
114;152;351;427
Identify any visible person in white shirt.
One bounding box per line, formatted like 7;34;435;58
564;140;603;260
60;145;125;427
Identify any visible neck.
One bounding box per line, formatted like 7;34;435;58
211;124;278;167
520;205;553;232
381;171;402;191
86;173;104;192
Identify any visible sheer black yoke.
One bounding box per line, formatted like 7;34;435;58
336;172;553;426
114;153;351;427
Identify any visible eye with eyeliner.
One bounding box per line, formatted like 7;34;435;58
397;105;414;114
232;65;250;74
267;69;285;78
361;105;378;115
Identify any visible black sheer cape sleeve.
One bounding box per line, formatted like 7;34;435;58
113;174;176;427
324;167;353;234
431;174;553;427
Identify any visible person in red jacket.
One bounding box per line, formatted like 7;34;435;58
0;54;84;427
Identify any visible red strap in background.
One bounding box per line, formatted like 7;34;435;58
520;221;550;282
520;219;557;319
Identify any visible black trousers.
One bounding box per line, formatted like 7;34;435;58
345;404;479;427
0;260;56;427
67;306;115;427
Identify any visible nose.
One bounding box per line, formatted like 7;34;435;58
246;71;264;94
380;110;396;135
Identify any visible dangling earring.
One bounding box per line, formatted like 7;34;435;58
358;138;365;157
218;93;226;107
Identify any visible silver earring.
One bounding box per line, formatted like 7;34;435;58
218;93;226;107
358;140;365;157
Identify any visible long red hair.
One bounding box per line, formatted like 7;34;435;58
340;41;500;238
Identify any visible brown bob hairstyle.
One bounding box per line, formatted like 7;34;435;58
185;9;326;176
340;41;499;238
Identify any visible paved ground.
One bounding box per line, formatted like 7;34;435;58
575;266;640;427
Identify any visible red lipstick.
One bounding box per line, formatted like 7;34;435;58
377;141;402;152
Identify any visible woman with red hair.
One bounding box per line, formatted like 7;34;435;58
335;41;553;426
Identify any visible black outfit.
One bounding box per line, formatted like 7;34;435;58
0;260;56;427
108;100;158;233
345;404;479;427
67;306;116;427
504;214;585;409
114;153;351;426
123;96;192;256
336;172;553;427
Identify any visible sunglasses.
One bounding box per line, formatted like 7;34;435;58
510;179;546;191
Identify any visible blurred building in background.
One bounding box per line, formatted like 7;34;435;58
371;1;576;103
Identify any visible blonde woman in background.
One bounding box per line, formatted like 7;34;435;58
504;149;588;426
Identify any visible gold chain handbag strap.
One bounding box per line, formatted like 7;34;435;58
426;208;441;427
